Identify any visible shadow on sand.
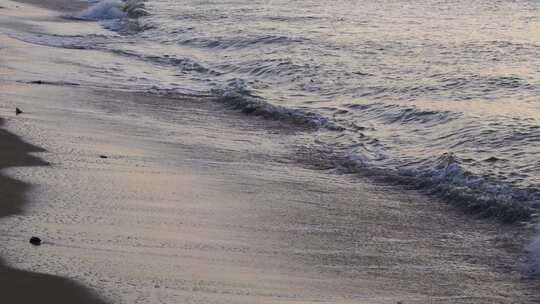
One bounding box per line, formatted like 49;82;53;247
0;117;107;304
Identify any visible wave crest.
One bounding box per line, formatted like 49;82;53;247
210;81;342;130
295;145;537;224
410;153;535;223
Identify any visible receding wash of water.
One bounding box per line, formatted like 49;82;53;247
2;0;540;302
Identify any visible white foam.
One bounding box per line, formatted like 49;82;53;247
78;0;127;20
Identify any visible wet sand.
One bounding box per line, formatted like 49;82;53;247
1;1;540;303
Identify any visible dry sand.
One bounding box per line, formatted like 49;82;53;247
1;1;540;304
0;3;115;303
0;117;107;303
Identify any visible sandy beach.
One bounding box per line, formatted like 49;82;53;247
0;3;107;303
0;117;107;303
1;1;540;303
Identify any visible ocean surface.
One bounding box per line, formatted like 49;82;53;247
10;1;540;222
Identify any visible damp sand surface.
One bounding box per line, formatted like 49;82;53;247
1;1;540;304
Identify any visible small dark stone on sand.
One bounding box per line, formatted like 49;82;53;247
29;237;41;246
15;107;23;115
99;155;108;159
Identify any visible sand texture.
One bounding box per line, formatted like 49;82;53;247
0;1;540;303
0;117;107;303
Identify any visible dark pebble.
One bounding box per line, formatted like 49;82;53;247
99;155;108;159
29;237;41;246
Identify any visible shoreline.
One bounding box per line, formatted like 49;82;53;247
1;0;540;303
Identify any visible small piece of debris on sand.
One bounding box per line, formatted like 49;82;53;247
29;237;42;246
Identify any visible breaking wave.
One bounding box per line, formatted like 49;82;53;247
212;90;341;130
76;0;149;33
304;146;538;224
399;153;537;223
78;0;126;20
